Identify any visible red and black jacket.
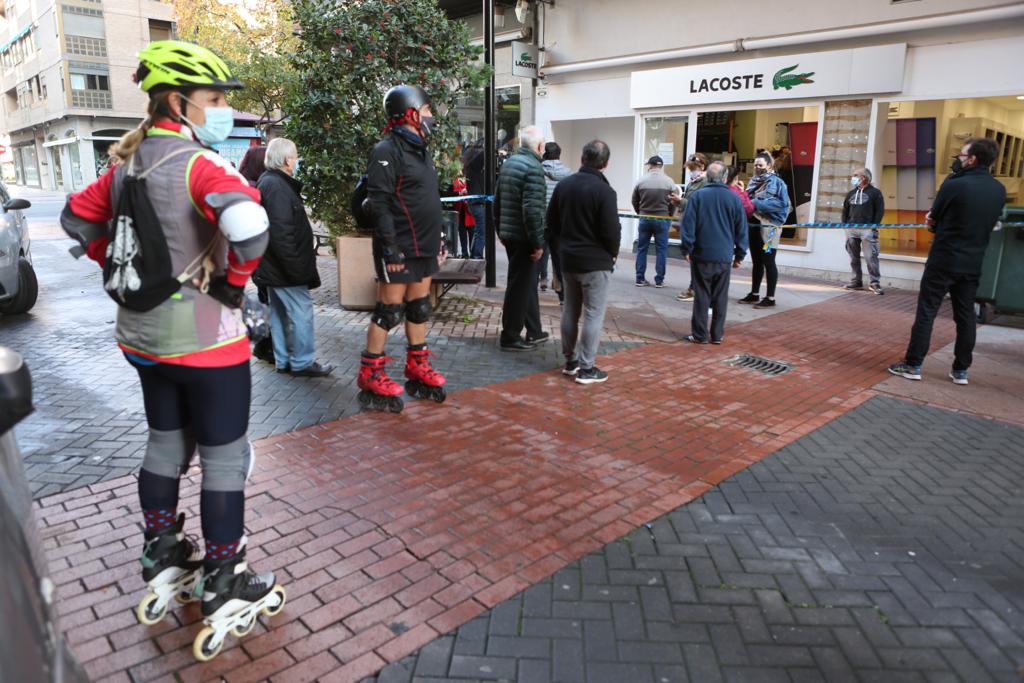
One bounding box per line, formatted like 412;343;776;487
366;130;442;259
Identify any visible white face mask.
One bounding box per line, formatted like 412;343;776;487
851;176;861;187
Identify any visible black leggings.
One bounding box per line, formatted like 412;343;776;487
131;358;251;543
749;226;778;299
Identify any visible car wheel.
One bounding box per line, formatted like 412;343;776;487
0;258;38;315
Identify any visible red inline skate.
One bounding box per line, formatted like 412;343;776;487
404;344;446;403
357;353;404;413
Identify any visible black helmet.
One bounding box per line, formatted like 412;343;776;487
384;84;430;120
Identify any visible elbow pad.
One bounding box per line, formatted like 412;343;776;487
218;199;269;242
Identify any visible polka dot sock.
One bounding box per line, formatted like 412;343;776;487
205;539;242;561
143;508;177;534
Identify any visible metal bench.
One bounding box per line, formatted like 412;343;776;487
430;258;485;307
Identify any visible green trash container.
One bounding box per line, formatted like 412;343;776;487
976;205;1024;322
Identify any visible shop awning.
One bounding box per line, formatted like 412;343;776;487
0;25;31;55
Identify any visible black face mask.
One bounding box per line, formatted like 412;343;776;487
951;157;964;174
419;116;435;141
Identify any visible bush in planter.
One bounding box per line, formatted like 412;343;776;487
287;0;489;238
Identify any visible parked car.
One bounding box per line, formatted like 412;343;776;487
0;346;88;682
0;181;36;315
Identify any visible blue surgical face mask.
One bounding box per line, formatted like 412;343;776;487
182;98;234;145
293;158;301;174
851;176;861;187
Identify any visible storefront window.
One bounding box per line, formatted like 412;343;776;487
50;146;64;190
696;106;820;247
878;96;1020;259
642;116;688;185
453;85;520;156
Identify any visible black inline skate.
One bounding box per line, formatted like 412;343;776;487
136;513;203;625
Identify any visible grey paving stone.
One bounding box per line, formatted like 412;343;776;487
369;398;1024;682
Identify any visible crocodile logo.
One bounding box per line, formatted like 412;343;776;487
520;51;531;63
772;64;815;91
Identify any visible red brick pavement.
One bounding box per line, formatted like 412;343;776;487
37;291;957;682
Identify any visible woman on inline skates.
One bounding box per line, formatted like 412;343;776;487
60;40;284;661
357;84;447;412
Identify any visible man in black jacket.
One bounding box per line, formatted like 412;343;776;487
889;137;1006;385
546;140;621;384
253;138;332;377
842;167;885;294
357;84;447;412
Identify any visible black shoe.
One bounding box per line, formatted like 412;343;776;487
869;283;885;295
290;361;333;377
685;334;708;344
526;331;550;344
500;338;535;352
753;298;776;309
562;360;580;376
738;293;759;304
844;282;864;290
276;366;290;374
575;366;609;385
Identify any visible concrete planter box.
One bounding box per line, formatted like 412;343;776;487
337;236;376;311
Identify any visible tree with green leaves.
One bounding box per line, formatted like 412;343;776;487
171;0;298;130
287;0;488;236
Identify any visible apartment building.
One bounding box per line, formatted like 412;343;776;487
0;0;174;191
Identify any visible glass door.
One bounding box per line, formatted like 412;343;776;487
642;116;689;241
50;147;65;191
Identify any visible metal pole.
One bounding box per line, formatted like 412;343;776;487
484;0;496;287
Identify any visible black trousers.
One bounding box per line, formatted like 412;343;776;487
501;241;543;343
691;260;732;342
749;226;778;299
905;266;980;371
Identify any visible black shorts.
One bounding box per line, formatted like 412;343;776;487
373;248;440;284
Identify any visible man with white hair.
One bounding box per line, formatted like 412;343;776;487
842;167;885;295
253;137;332;377
497;125;550;351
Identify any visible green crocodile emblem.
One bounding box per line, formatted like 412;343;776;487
772;64;815;91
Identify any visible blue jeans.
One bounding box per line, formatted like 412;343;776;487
268;285;315;371
635;218;670;284
469;202;486;259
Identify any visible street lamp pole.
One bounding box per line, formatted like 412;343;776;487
483;0;496;287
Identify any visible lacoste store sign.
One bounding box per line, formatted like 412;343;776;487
630;44;906;108
511;41;539;79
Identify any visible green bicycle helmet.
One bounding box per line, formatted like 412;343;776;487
134;40;243;93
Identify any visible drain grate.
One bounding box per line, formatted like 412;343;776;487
724;354;792;376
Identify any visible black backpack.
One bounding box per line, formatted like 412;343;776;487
104;148;212;311
350;173;373;236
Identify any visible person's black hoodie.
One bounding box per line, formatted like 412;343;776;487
927;165;1006;274
545;166;621;274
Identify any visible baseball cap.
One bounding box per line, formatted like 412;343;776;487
647;155;664;166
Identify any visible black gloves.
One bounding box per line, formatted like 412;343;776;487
206;275;245;309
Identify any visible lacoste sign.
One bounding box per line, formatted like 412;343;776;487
632;44;905;108
511;41;539;79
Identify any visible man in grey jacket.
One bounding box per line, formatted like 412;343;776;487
542;141;572;301
632;155;679;287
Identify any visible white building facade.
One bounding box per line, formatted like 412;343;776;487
527;0;1024;289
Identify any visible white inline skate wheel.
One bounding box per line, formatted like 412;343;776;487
136;593;167;625
192;626;223;662
262;585;287;617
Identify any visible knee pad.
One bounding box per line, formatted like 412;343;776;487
199;435;250;492
141;428;196;479
371;301;403;330
404;296;431;324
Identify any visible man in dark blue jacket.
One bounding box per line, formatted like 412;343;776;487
889;138;1006;385
680;161;748;344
